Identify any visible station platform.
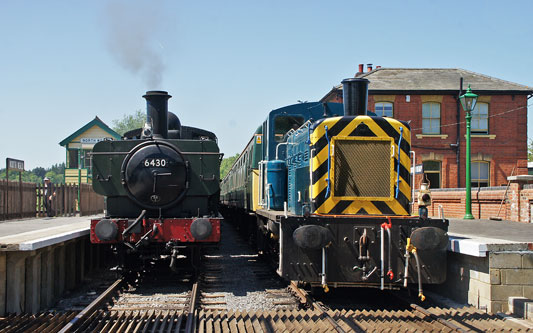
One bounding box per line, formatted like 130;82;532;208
436;218;533;317
0;215;109;316
0;215;97;251
448;218;533;257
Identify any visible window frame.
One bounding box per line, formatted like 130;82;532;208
471;161;490;187
422;102;441;135
422;160;441;188
471;102;489;134
374;102;394;117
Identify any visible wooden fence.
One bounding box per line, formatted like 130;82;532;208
0;180;104;221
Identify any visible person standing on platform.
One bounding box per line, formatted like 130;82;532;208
43;177;56;217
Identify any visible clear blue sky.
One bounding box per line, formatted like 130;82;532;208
1;0;532;170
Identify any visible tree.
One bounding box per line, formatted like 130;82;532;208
32;167;46;179
112;109;146;136
220;154;239;179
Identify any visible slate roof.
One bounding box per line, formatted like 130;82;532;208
322;68;533;100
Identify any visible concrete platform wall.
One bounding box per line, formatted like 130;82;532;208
0;236;110;315
433;248;533;313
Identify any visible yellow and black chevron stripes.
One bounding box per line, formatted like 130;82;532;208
310;115;411;216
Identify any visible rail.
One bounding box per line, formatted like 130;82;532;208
289;281;346;333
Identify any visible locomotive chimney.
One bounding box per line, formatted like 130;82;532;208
341;78;369;116
143;90;171;139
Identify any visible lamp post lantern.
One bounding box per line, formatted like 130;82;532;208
460;85;478;219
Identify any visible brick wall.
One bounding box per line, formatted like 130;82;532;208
419;180;533;223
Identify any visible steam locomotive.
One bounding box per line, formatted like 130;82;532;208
220;79;448;298
90;91;222;270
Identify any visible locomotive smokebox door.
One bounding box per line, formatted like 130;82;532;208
121;141;188;209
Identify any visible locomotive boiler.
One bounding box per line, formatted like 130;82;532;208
220;78;448;299
90;91;222;269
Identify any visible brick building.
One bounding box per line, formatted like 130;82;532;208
321;66;533;189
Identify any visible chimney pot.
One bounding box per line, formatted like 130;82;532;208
358;64;364;74
376;65;381;69
367;64;373;72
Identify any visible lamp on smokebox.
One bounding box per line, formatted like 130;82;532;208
459;85;478;220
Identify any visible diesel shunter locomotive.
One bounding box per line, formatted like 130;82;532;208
90;91;222;269
220;78;448;299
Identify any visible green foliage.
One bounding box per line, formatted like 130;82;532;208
112;109;145;136
220;154;239;179
0;163;65;183
529;139;533;162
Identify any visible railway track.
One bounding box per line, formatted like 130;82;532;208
1;221;532;331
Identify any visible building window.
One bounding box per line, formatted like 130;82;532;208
375;102;393;117
471;161;489;187
68;149;78;169
423;160;441;188
422;103;441;134
83;150;92;172
472;102;488;134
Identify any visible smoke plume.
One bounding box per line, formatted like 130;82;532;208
103;1;165;87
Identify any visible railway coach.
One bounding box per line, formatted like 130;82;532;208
220;78;448;298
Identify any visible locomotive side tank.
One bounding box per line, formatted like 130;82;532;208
90;91;222;269
221;79;448;298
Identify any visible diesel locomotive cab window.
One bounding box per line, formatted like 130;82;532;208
274;115;304;142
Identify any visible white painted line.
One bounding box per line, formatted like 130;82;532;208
448;236;488;257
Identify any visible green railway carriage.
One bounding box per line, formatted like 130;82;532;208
220;78;448;297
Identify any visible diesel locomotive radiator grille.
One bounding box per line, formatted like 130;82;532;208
334;139;391;198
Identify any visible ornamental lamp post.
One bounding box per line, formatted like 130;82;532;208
459;85;478;219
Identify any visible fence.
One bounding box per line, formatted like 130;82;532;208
0;180;104;221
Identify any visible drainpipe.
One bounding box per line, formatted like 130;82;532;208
456;78;463;187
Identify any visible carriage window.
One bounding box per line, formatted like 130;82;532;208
274;115;304;142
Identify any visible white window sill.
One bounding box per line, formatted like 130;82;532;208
416;134;449;139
